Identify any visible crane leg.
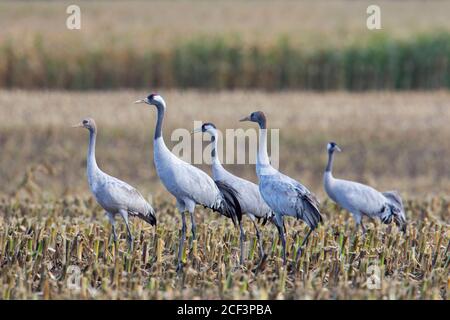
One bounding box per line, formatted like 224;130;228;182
239;222;246;265
355;215;366;234
189;211;197;248
111;225;117;243
125;222;134;251
251;219;265;258
106;212;117;243
275;215;286;265
177;211;187;273
119;210;134;251
295;228;312;263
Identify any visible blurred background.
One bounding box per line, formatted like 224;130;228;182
0;0;449;199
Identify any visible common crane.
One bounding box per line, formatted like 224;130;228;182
323;142;406;233
73;118;156;250
240;111;322;265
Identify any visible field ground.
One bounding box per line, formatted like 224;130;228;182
0;195;448;299
0;90;449;299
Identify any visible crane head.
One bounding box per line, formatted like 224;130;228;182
72;118;96;132
239;111;266;129
201;122;217;134
327;142;341;153
134;93;165;107
191;122;217;136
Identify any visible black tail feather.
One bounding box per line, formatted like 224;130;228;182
137;207;157;226
141;212;157;226
214;180;242;226
302;195;323;230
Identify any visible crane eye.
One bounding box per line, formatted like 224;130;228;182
83;120;88;125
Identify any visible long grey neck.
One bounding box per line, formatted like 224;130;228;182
87;129;98;172
325;150;335;173
154;102;165;140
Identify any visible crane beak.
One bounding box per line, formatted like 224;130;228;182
239;115;251;122
191;128;202;135
72;122;84;128
134;98;149;104
335;146;342;152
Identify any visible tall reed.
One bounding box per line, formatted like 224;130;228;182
0;33;449;90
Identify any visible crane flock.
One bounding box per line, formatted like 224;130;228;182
74;93;407;271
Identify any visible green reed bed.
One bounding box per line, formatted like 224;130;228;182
1;33;450;90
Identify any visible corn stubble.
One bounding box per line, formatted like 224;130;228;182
0;195;448;300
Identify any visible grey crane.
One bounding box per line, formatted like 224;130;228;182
240;111;322;265
192;122;274;263
324;142;406;233
73;118;156;250
135;94;242;271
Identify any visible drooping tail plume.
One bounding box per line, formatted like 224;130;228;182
382;190;406;232
301;193;323;230
214;180;242;226
137;203;157;226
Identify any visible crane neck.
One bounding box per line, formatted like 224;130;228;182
323;151;336;196
325;150;335;173
154;101;166;141
256;128;272;177
257;117;267;130
210;134;222;166
87;128;99;173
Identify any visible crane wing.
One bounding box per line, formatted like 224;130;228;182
332;179;387;217
103;176;156;225
260;174;322;229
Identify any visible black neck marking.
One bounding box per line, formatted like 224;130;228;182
326;150;335;172
211;135;216;157
154;102;165;140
